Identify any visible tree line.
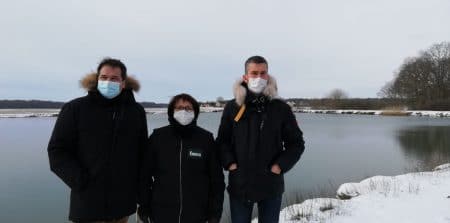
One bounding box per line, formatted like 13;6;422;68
379;42;450;110
3;42;449;111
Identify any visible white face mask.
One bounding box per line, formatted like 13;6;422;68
173;110;195;126
247;77;268;94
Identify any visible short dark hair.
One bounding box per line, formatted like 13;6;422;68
168;93;200;120
245;55;268;73
97;58;127;80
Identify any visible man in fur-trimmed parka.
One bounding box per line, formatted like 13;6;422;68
216;56;305;223
47;58;148;223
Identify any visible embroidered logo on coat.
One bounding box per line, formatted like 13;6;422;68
188;149;203;159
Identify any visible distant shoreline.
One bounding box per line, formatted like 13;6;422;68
1;108;449;118
294;109;450;118
0;107;224;118
0;100;167;110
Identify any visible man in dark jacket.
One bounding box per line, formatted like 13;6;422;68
47;58;148;223
216;56;305;223
138;93;225;223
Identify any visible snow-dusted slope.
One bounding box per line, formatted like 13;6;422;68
253;163;450;223
0;107;224;118
296;109;450;118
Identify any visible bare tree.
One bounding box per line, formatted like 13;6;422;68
327;88;348;100
216;96;225;103
379;41;450;109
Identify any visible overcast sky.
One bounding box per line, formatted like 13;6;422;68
1;0;449;103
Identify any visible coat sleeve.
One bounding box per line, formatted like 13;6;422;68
274;103;305;173
137;106;149;205
207;133;225;221
216;102;236;170
138;131;155;209
47;102;88;191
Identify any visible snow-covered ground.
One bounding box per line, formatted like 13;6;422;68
259;163;450;223
0;109;60;118
296;109;450;118
0;107;224;118
144;108;167;114
145;107;223;114
1;108;448;118
0;108;171;118
200;106;224;113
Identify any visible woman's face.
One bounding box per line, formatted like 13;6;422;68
174;99;194;112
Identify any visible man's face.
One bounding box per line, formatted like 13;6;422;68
98;65;125;89
243;63;269;83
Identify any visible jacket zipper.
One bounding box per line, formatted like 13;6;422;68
104;108;117;212
178;139;183;223
106;109;118;215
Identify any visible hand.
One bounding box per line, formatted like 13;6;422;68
271;164;281;175
137;205;151;223
229;163;238;171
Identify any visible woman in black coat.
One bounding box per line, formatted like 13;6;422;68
138;93;225;223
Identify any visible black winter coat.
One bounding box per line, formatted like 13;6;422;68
139;124;225;223
216;79;305;202
47;88;148;222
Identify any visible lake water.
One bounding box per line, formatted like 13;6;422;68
1;113;450;222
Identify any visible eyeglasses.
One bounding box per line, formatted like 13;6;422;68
174;106;193;111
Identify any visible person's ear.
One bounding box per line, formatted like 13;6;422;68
242;74;248;83
120;79;126;90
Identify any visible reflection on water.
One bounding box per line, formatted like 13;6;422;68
1;114;450;222
396;126;450;170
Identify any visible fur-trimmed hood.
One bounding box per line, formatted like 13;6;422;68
79;72;140;92
233;75;280;106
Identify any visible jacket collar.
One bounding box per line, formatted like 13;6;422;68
80;72;140;92
87;89;136;106
232;75;280;106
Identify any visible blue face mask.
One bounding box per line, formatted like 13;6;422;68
97;80;122;99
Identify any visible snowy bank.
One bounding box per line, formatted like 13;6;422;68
254;163;450;223
0;109;60;118
0;108;169;117
1;108;447;118
144;107;223;114
200;106;224;113
0;107;224;118
295;109;450;118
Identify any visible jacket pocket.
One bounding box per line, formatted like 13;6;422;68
264;168;283;179
228;168;244;190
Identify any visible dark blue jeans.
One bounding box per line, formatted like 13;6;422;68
230;195;282;223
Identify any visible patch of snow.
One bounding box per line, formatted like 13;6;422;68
200;107;224;113
0;109;59;118
144;108;167;114
0;107;224;118
295;109;450;118
434;163;450;171
277;198;343;223
252;163;450;223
